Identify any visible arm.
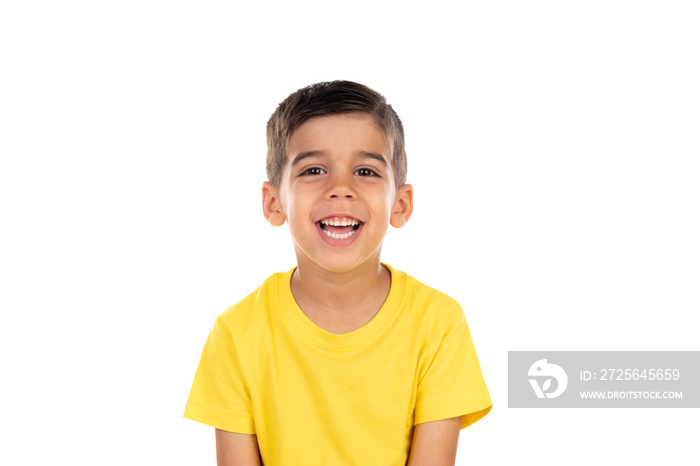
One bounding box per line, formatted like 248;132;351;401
215;429;262;466
406;416;462;466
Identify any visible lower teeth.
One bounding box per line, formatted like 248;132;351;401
323;229;355;240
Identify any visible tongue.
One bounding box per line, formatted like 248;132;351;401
326;225;354;234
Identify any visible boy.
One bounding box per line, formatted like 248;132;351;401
184;81;492;465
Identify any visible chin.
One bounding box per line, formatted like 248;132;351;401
310;249;383;275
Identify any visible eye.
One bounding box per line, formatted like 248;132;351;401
300;167;326;176
354;167;379;177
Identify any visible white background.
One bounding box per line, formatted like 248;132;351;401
1;1;698;464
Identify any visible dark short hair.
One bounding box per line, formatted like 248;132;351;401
266;81;406;188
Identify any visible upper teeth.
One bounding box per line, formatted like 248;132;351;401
320;217;360;226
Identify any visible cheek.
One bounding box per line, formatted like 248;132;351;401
384;189;398;214
368;191;395;221
282;184;314;220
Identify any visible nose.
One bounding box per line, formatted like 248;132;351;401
326;171;357;200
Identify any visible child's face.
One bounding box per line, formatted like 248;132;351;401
263;113;412;274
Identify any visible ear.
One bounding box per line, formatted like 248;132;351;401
390;184;413;228
262;181;286;226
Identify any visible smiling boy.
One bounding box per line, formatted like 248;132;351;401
184;81;492;465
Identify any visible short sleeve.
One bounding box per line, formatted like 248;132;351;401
183;318;256;434
414;314;492;429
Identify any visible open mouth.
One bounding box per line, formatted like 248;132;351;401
317;216;363;240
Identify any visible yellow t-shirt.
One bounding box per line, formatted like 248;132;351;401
184;264;492;465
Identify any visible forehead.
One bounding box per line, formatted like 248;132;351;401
287;113;391;160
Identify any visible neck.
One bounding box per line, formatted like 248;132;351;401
290;259;391;333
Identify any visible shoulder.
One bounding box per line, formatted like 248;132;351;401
389;265;467;330
214;268;292;337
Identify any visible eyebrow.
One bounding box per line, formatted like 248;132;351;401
290;150;389;168
358;151;389;167
290;151;325;168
